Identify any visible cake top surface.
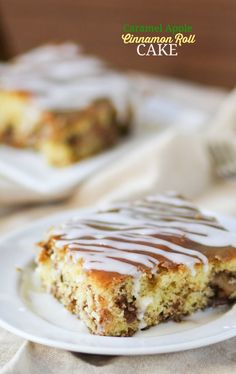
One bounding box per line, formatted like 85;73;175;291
0;43;130;119
50;193;236;276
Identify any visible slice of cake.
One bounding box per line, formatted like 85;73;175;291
0;43;131;166
36;193;236;336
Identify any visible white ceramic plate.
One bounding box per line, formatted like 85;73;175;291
0;209;236;355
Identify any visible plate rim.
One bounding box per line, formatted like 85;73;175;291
0;316;236;355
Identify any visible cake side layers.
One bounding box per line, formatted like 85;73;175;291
36;193;236;336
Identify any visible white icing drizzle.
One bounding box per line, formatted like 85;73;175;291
0;43;131;121
50;193;236;276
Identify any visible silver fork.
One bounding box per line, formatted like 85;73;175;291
208;141;236;179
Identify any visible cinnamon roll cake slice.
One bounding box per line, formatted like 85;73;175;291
0;43;131;166
36;193;236;336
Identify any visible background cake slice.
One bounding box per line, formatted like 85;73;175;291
0;43;131;166
36;193;236;336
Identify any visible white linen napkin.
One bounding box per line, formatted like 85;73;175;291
208;87;236;136
206;87;236;154
72;129;213;207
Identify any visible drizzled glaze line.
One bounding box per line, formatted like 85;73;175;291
50;194;236;276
